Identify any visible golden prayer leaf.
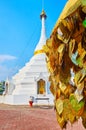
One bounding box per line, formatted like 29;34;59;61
63;99;75;123
56;113;66;128
56;98;63;115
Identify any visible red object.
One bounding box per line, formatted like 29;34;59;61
29;101;33;107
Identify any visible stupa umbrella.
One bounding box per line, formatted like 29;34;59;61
43;0;86;129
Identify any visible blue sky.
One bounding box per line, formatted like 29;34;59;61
0;0;67;81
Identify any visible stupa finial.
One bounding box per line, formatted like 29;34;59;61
34;0;47;55
40;9;47;19
40;0;47;19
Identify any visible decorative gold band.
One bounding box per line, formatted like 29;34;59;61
34;49;44;55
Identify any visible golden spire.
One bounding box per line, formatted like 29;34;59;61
40;10;47;19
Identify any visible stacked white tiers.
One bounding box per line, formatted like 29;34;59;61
2;10;54;105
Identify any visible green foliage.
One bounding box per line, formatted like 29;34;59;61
0;87;4;92
0;81;5;94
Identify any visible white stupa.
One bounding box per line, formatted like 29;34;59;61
2;10;54;105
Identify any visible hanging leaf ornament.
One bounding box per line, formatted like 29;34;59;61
43;0;86;129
